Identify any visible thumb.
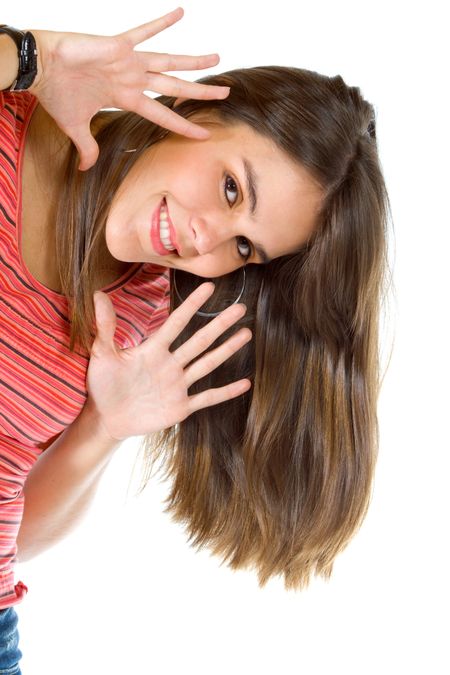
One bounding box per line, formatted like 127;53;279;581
67;123;100;171
92;291;118;355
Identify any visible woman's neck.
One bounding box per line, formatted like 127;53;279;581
24;106;133;292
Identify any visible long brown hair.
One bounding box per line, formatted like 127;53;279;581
57;66;391;590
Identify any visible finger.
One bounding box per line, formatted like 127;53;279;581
119;8;184;47
187;379;252;414
184;327;252;387
134;94;211;139
174;303;248;368
91;292;118;356
63;122;100;171
144;72;230;101
136;51;221;73
156;282;216;344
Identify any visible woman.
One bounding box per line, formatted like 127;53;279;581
0;8;390;669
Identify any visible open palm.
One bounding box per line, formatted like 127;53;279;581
86;283;252;441
30;8;230;169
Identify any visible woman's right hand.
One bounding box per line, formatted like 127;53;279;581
84;283;252;442
29;8;230;170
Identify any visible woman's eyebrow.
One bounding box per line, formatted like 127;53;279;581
243;158;258;216
242;158;271;263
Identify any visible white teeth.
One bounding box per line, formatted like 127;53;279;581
159;202;175;251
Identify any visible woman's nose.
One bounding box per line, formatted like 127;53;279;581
190;216;230;256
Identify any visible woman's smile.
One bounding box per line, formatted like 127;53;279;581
151;198;179;255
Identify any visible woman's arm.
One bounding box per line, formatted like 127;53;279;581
16;403;121;562
17;284;252;561
0;32;19;89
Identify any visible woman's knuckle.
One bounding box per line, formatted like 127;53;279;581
171;79;182;95
203;354;216;371
166;55;176;70
166;313;184;335
196;334;211;353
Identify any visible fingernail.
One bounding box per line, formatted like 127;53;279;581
193;127;211;140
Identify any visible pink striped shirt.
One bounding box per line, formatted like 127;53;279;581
0;91;170;608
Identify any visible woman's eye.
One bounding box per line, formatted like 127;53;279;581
224;175;239;206
236;236;251;259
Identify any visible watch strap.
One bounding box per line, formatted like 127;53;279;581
0;25;38;91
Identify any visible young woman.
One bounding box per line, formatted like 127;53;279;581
0;8;390;670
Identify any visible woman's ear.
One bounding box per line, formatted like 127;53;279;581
173;97;188;107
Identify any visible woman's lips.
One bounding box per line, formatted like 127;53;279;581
150;198;179;256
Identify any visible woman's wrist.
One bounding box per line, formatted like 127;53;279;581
26;29;56;96
77;396;124;450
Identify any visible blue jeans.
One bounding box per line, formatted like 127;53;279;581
0;607;22;675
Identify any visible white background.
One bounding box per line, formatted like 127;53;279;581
4;0;448;673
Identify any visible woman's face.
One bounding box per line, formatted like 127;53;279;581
105;119;322;278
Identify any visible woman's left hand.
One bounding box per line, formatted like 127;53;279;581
84;283;252;442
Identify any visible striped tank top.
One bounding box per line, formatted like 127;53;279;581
0;91;170;608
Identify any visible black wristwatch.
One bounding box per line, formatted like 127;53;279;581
0;25;38;91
